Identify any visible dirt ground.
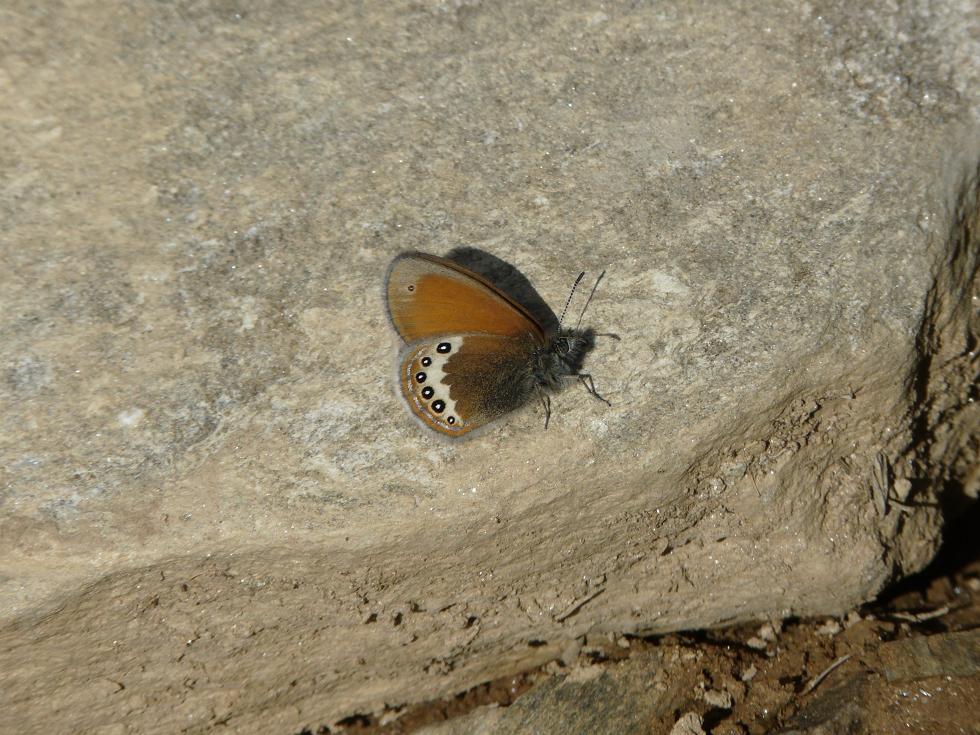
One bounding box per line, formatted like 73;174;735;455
315;504;980;735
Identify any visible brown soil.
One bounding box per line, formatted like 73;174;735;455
309;504;980;735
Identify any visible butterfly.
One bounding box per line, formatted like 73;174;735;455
385;251;615;438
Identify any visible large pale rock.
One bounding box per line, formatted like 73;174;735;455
1;1;977;732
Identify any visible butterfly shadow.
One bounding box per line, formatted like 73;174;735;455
443;246;562;335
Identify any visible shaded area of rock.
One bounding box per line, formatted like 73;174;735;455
880;629;980;682
417;652;677;735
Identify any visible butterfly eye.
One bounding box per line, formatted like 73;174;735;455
555;337;570;355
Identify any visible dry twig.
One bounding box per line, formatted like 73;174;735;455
802;654;852;695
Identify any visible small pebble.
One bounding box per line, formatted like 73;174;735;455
670;712;705;735
758;622;779;641
817;619;842;636
703;688;734;709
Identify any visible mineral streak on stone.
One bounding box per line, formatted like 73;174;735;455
0;1;978;733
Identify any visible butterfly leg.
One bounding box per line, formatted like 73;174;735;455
577;373;612;406
540;392;552;429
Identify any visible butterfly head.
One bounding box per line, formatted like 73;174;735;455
534;327;596;391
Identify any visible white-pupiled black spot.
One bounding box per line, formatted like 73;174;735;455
421;386;434;399
447;416;456;425
431;399;445;413
415;371;427;383
421;356;432;367
436;342;451;354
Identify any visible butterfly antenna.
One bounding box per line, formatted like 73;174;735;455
575;270;606;329
557;271;586;330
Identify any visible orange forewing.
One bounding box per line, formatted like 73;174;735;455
386;253;545;343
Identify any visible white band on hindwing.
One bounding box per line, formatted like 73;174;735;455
403;336;464;432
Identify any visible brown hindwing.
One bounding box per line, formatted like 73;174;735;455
397;333;538;438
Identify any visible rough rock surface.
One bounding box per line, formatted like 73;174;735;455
0;0;977;732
